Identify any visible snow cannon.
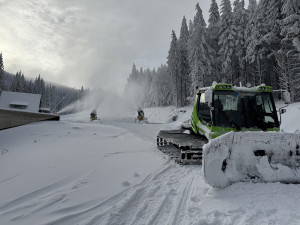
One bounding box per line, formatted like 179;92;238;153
90;109;98;121
135;107;148;123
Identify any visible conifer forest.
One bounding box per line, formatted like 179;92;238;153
126;0;300;107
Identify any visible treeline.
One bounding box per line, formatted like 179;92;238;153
126;0;300;107
0;53;87;112
125;63;172;107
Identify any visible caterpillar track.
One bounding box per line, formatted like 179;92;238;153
157;130;208;164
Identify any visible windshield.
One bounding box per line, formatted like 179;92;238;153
213;91;279;129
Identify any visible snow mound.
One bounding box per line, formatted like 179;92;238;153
203;131;300;188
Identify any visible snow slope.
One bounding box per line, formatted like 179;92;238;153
0;102;300;225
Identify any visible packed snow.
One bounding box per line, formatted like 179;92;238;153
1;102;300;225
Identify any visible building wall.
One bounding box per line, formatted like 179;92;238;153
0;109;60;130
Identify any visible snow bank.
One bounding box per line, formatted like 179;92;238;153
203;131;300;188
280;101;300;133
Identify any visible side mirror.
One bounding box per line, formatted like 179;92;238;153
283;91;291;104
280;108;286;114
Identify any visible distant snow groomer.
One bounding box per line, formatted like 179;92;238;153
90;109;98;121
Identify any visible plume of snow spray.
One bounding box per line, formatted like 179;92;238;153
58;84;142;120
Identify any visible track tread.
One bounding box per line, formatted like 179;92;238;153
157;130;208;164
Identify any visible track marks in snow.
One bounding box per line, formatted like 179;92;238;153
0;172;92;222
169;177;197;225
50;162;204;225
110;163;201;225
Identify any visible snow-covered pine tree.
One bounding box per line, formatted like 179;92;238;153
143;68;153;107
0;52;6;91
233;0;249;85
20;73;27;92
242;0;257;85
218;0;236;84
276;0;300;101
78;86;85;100
248;0;257;20
209;0;220;25
208;0;221;83
280;0;300;55
34;75;41;94
10;72;17;92
261;0;284;88
27;80;34;93
188;3;213;95
188;20;193;34
275;47;300;102
139;68;146;103
156;65;172;106
43;84;56;109
10;71;26;92
146;68;157;106
245;0;270;86
50;85;57;109
167;30;180;107
178;16;190;106
34;75;46;106
125;63;145;107
128;63;139;83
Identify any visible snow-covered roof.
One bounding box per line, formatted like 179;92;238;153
0;91;41;113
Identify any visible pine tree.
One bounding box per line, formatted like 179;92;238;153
188;4;213;95
34;75;46;106
248;0;257;20
233;0;249;84
10;71;26;92
276;0;300;101
20;73;27;92
208;0;221;83
146;69;157;106
257;0;284;87
143;68;153;106
10;72;17;92
0;52;6;91
280;0;300;54
188;20;193;33
156;65;172;106
27;80;34;93
167;30;180;106
178;16;190;106
218;0;236;84
128;63;139;83
245;0;270;86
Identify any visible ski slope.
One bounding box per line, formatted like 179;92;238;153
0;103;300;225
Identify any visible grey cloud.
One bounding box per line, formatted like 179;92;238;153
0;0;247;92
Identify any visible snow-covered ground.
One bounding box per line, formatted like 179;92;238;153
0;102;300;225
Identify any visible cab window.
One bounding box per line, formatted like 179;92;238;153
197;93;211;124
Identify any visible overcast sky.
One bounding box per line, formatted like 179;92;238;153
0;0;248;92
